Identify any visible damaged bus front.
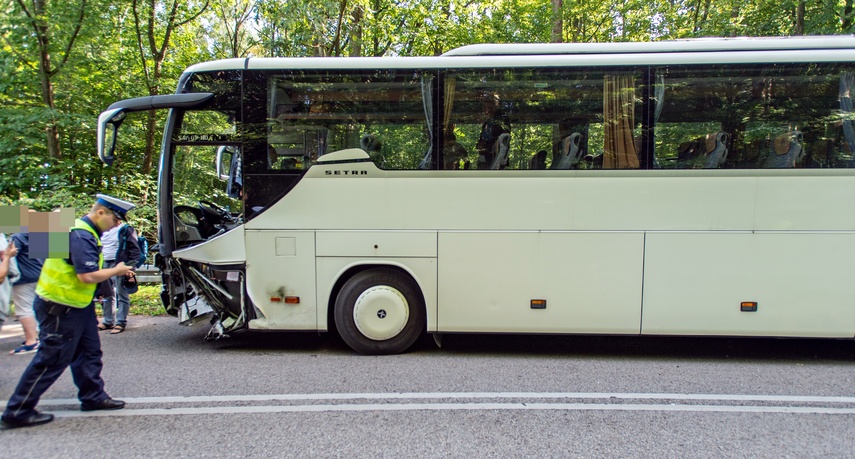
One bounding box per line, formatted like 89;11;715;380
98;65;252;340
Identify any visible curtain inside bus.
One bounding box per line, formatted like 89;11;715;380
418;75;434;169
654;74;665;123
443;78;456;145
841;72;855;156
603;74;640;169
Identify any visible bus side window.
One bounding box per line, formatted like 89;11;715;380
552;132;585;169
444;68;625;171
674;131;729;169
602;74;641;170
530;150;547;170
762;131;805;168
487;133;511;169
360;134;386;167
443;130;470;170
267;71;429;171
655;64;855;169
652;68;730;169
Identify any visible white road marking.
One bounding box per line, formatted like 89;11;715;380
0;324;23;340
17;391;855;406
46;403;855;418
2;392;853;418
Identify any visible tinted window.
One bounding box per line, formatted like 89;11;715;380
654;64;855;169
266;70;431;170
442;68;644;170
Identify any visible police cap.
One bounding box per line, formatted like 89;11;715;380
95;194;135;220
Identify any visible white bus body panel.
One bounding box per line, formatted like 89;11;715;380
315;230;438;332
437;231;644;333
643;232;855;337
245;230;317;330
247;164;855;232
172;225;245;263
240;160;855;337
315;231;437;258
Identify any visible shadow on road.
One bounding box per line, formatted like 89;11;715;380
432;333;855;362
200;325;855;363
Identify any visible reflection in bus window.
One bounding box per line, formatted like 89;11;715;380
267;71;430;170
172;144;243;246
654;64;855;169
441;68;643;170
172;110;243;226
175;110;236;142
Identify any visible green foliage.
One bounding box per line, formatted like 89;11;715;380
128;284;169;316
1;0;854;233
173;144;241;211
94;284;169;317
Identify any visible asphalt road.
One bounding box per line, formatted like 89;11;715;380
2;316;854;458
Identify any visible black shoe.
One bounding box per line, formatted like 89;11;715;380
1;411;54;429
81;398;125;412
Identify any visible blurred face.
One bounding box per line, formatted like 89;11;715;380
95;208;121;232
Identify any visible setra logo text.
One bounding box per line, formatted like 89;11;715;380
325;170;368;176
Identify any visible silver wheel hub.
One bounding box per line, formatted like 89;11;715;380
353;285;409;341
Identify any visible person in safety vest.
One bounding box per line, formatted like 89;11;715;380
2;194;135;429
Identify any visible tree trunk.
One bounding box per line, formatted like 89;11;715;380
845;0;854;32
143;61;162;174
691;0;701;33
33;0;61;159
39;62;61;160
552;0;563;43
330;0;348;56
350;5;363;57
794;0;805;35
230;3;240;57
144;110;157;173
134;0;209;174
730;4;739;36
218;0;253;58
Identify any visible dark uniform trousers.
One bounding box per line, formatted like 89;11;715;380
2;295;108;421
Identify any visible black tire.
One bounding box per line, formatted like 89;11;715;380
334;268;426;355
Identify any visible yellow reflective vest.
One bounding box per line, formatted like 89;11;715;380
35;218;104;308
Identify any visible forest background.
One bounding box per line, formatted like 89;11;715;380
1;0;854;241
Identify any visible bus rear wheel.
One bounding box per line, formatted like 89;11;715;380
334;268;425;355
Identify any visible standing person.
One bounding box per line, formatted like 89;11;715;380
98;220;140;334
0;238;19;328
9;231;44;354
1;194;135;429
443;129;470;170
475;92;510;169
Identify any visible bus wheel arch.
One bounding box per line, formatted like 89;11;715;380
332;266;426;355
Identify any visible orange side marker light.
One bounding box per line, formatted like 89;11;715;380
740;302;757;312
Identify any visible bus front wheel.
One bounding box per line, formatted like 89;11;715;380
334;268;425;355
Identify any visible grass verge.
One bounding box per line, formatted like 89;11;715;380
6;284;167;321
94;284;168;317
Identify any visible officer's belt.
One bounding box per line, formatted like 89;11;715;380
41;298;76;316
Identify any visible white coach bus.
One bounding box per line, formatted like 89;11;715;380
98;36;855;354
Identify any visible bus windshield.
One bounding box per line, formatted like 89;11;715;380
171;109;242;247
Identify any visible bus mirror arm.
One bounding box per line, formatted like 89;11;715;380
96;93;215;166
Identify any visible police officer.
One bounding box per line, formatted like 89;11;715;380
1;194;136;428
